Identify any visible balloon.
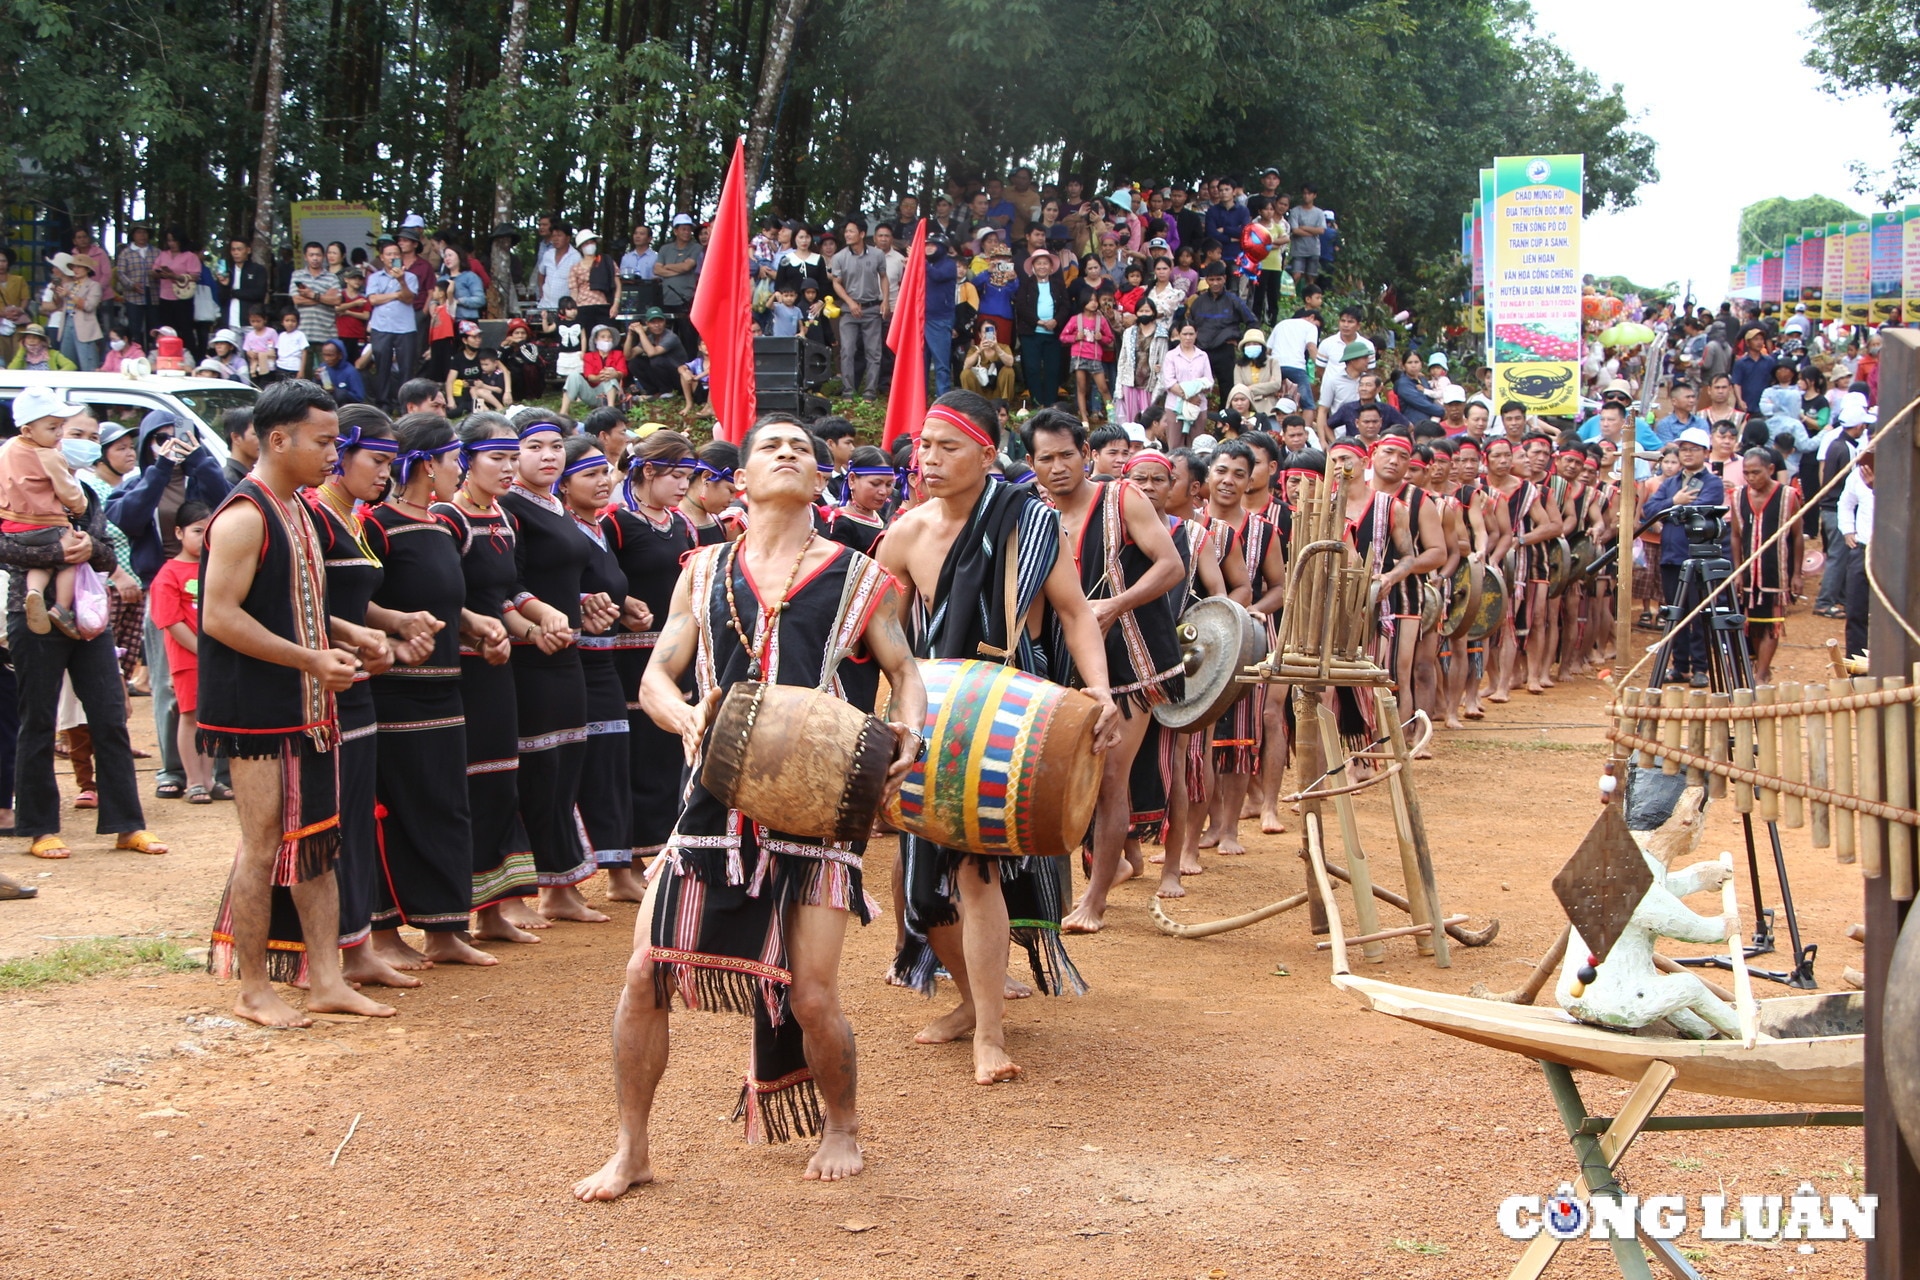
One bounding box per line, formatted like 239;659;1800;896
1240;222;1274;258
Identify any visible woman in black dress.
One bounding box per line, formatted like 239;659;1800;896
606;429;698;877
300;405;431;988
679;438;739;546
435;412;565;942
501;415;618;922
363;412;495;967
559;435;653;902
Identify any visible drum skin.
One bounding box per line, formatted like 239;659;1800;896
703;681;895;843
884;659;1100;859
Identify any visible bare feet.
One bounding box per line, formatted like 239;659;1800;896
499;897;552;930
1145;850;1166;865
1111;859;1139;888
1486;691;1510;704
369;930;433;972
1259;809;1288;834
1445;715;1465;730
472;904;543;944
1463;706;1485;720
1155;875;1186;898
1412;745;1434;761
305;987;397;1018
604;866;647;903
571;1149;654;1202
1215;833;1246;856
803;1128;865;1181
1197;827;1223;850
973;1039;1022;1084
341;948;425;988
1004;976;1034;1000
234;987;312;1029
1061;900;1105;934
914;1003;975;1044
1180;850;1204;875
539;885;611;923
421;932;499;966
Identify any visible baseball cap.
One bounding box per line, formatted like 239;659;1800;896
458;320;482;336
1260;166;1280;178
1191;433;1218;453
1426;352;1449;369
1276;398;1298;414
12;387;83;424
671;213;694;228
1145;237;1170;250
1676;426;1712;449
1440;384;1467;404
1838;393;1875;428
574;228;600;249
1123;422;1148;444
642;307;668;321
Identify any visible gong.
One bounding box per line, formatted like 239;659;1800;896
1568;534;1600;584
1152;597;1264;731
1443;557;1482;639
1418;576;1443;632
1545;536;1574;598
1466;562;1508;641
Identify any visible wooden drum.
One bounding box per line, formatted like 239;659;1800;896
702;681;896;843
884;659;1101;859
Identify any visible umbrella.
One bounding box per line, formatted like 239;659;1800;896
1598;322;1656;348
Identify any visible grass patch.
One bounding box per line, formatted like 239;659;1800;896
1390;1239;1448;1257
0;938;201;990
1665;1156;1705;1172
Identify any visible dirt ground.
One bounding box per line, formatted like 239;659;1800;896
0;617;1871;1279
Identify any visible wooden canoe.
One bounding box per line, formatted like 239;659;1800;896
1333;974;1865;1106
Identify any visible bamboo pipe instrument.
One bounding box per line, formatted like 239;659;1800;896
1685;688;1709;787
1706;691;1731;800
1857;676;1885;878
1885;675;1913;901
1659;685;1685;776
1316;915;1469;951
1732;688;1755;813
1809;682;1832;848
1780;681;1805;829
1832;677;1857;864
1755;686;1781;822
1305;812;1349;976
1309;693;1385;961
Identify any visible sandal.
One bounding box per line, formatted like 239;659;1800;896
184;786;211;805
74;790;97;810
208;782;235;801
22;589;50;635
114;830;169;855
155;781;185;800
29;834;71;859
0;878;37;900
47;605;82;641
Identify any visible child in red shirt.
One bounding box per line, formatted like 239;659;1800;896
148;503;214;804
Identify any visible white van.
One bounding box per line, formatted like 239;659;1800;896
0;371;242;464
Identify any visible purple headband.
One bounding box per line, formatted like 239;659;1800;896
333;425;398;473
393;439;459;485
517;420;564;441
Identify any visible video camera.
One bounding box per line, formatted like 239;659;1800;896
1672;502;1729;549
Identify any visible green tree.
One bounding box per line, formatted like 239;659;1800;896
1736;195;1862;261
1806;0;1920;203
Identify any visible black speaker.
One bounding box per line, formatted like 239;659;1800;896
753;335;832;390
755;388;833;422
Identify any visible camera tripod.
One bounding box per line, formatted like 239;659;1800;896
1648;531;1818;989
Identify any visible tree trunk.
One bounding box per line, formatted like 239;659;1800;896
742;0;807;193
252;0;287;258
491;0;532;316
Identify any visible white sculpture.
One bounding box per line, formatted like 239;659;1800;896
1555;786;1740;1039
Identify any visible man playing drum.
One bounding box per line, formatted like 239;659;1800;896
1021;409;1185;933
876;389;1120;1085
573;415;926;1200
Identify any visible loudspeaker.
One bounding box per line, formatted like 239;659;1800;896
754;335;832;390
755;388;833;422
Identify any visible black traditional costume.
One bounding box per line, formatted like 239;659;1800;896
1211;512;1276;774
364;500;474;932
648;537;894;1143
890;478;1085;999
1734;482;1799;639
501;482;595;888
201;477;342;983
572;504;635;870
304;487;387;947
433;493;540;907
607;503;697;861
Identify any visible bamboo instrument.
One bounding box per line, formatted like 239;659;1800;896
1685;688;1709;787
1809;683;1832;849
1755;686;1780;822
1885;675;1913;901
1622;688;1649;768
1780;681;1805;829
1857;676;1884;878
1732;688;1755;813
1659;685;1684;776
1832;677;1857;863
1706;691;1731;801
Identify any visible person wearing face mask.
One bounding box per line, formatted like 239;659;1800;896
562;324;627;417
1232;327;1293;416
100;321;145;373
922;232;960;396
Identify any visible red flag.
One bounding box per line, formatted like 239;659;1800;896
882;218;929;449
690;137;757;444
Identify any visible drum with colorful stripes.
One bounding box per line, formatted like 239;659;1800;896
884;659;1101;859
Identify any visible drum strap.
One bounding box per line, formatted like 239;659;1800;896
977;544;1027;664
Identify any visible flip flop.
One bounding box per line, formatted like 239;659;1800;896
74;790;97;810
114;830;169;855
29;834;70;859
0;879;37;901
